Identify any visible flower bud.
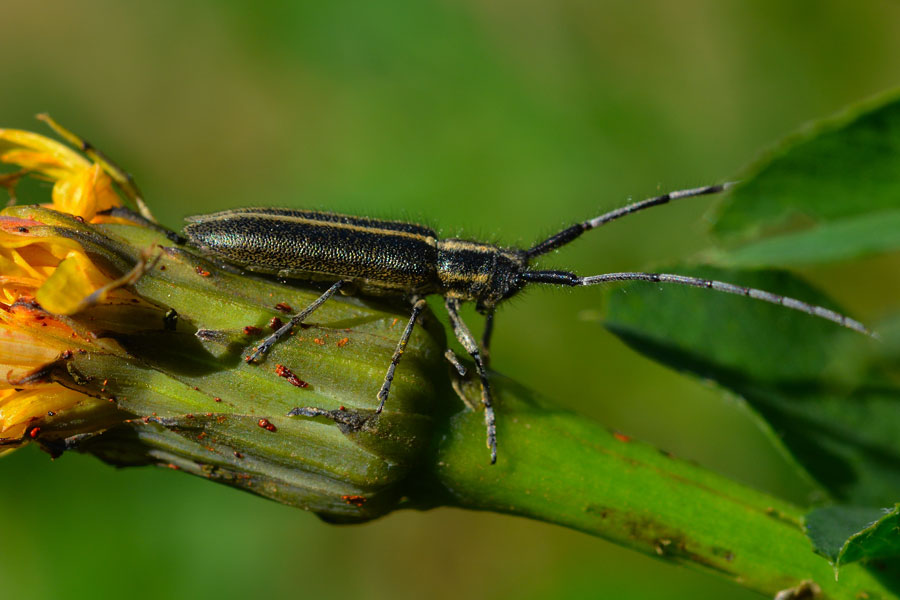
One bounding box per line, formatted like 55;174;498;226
0;125;445;522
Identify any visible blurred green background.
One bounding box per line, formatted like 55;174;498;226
3;1;900;598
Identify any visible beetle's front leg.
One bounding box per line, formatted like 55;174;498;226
480;309;495;368
445;298;497;464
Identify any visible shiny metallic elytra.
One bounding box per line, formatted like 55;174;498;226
181;185;873;464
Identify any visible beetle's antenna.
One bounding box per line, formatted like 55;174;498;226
581;272;875;337
526;183;736;259
519;270;874;337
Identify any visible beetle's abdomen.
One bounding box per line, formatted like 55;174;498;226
184;208;440;294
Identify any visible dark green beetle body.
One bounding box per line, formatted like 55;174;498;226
184;207;528;311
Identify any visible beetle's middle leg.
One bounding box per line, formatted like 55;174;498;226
246;280;344;363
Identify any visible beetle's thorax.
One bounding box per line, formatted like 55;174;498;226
436;238;527;310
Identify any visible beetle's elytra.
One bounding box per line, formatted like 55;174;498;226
184;208;526;308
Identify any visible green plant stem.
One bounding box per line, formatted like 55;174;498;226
422;376;898;599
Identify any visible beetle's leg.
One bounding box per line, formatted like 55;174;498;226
445;298;497;464
286;406;368;432
246;280;344;363
444;348;468;377
480;309;495;368
37;114;156;222
375;297;428;413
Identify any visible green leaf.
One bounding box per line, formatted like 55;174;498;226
712;90;900;265
709;209;900;268
806;504;900;570
601;265;900;506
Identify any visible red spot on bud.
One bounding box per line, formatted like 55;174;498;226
243;325;263;336
233;451;243;459
613;431;631;443
342;495;367;507
337;337;350;348
274;302;293;313
313;338;325;346
275;364;308;388
195;266;211;277
214;397;222;403
268;317;284;331
27;426;41;439
257;418;277;432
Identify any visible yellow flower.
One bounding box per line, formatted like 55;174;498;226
0;124;130;453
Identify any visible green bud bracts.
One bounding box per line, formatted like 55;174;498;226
7;205;445;522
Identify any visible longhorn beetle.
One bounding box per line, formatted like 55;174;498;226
181;188;873;464
39;116;874;465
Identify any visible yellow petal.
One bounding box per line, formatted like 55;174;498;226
0;385;98;439
35;250;111;315
0;318;65;387
52;163;120;221
0;129;90;180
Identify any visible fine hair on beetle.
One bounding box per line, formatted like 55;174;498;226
41;116;874;466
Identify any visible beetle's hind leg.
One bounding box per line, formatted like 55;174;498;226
246;280;344;363
375;297;428;413
445;298;497;464
286;296;428;430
